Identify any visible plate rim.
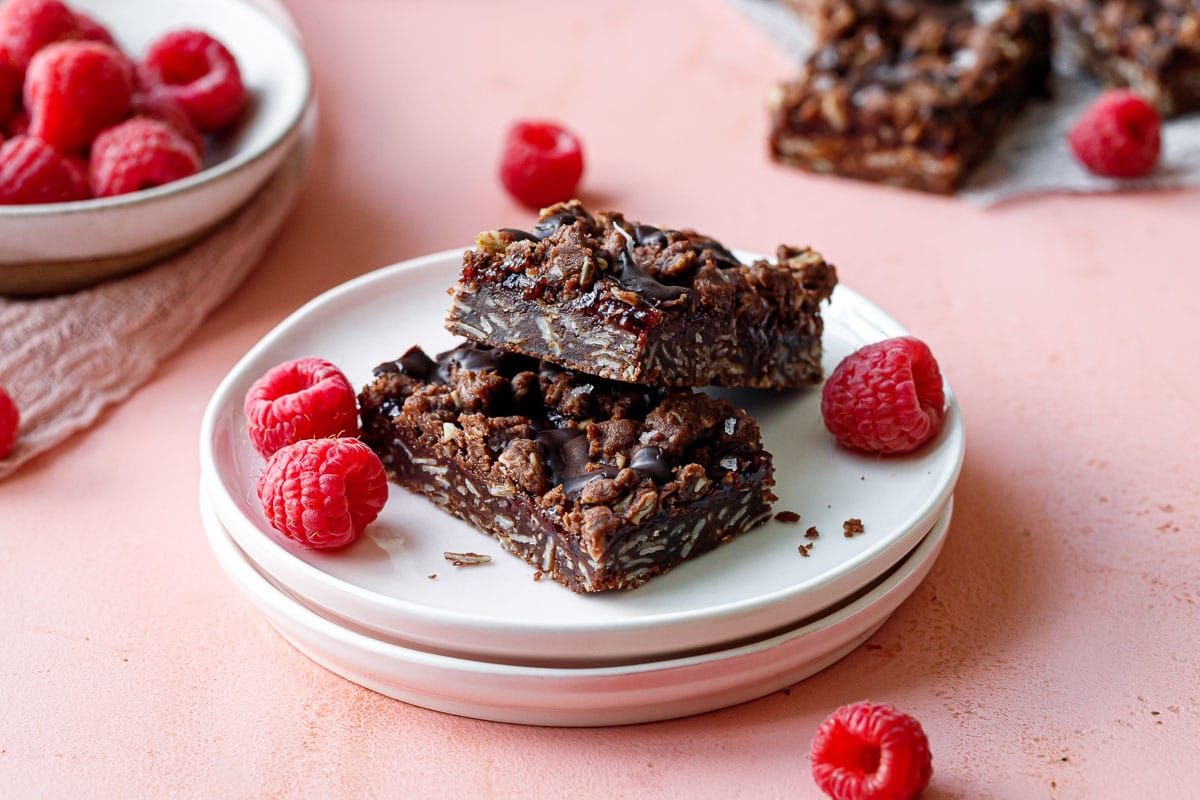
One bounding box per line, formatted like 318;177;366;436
203;489;953;678
203;470;952;666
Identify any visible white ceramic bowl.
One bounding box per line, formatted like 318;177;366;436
0;0;312;295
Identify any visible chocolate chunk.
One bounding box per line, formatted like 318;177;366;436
358;341;776;592
770;0;1053;192
446;200;836;389
1059;0;1200;116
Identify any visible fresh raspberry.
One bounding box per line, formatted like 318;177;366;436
821;336;944;455
811;702;933;800
0;0;79;71
1068;90;1161;179
256;437;388;549
0;47;19;129
0;134;87;203
89;117;200;197
131;82;204;156
499;120;585;209
6;106;28;137
25;40;134;151
62;149;86;191
73;11;115;48
243;357;361;459
141;29;245;132
0;385;18;459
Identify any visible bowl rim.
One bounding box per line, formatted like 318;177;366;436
0;0;314;218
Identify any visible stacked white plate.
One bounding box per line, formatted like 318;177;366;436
199;249;965;726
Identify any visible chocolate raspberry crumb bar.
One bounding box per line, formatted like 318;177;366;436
358;341;776;593
444;201;837;390
769;0;1053;193
1059;0;1200;116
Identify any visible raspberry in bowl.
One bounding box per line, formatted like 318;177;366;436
0;0;312;296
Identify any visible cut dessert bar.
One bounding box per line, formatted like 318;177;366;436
1058;0;1200;116
358;341;776;593
769;0;1053;193
444;201;837;390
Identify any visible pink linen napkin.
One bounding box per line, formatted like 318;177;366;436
0;137;309;480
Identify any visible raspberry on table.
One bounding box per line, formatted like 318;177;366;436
821;336;945;455
0;134;87;203
256;437;389;549
140;29;245;132
1068;89;1161;179
131;82;204;157
89;117;200;197
25;40;134;151
499;120;585;209
243;357;361;459
0;385;18;460
810;701;933;800
0;0;79;70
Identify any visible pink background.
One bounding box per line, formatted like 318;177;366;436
3;0;1198;797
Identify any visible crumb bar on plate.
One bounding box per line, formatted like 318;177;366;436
358;341;776;592
769;0;1053;193
1058;0;1200;116
444;201;837;390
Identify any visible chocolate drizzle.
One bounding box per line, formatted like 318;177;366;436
611;221;690;302
397;347;437;380
494;213;741;305
535;427;675;495
631;224;671;248
630;223;741;270
692;239;741;270
496;210;584;244
433;342;507;382
498;227;539;243
531;211;582;240
630;446;671;483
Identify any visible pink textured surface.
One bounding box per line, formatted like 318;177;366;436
1;1;1197;797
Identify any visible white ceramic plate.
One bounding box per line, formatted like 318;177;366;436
203;489;953;727
199;249;965;663
0;0;311;294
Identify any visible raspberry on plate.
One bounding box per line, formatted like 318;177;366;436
141;29;245;132
89;117;200;198
0;0;79;70
243;357;361;459
0;134;87;203
1068;89;1161;179
0;385;18;459
499;120;585;209
256;437;389;549
25;40;134;151
821;336;945;455
810;701;933;800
